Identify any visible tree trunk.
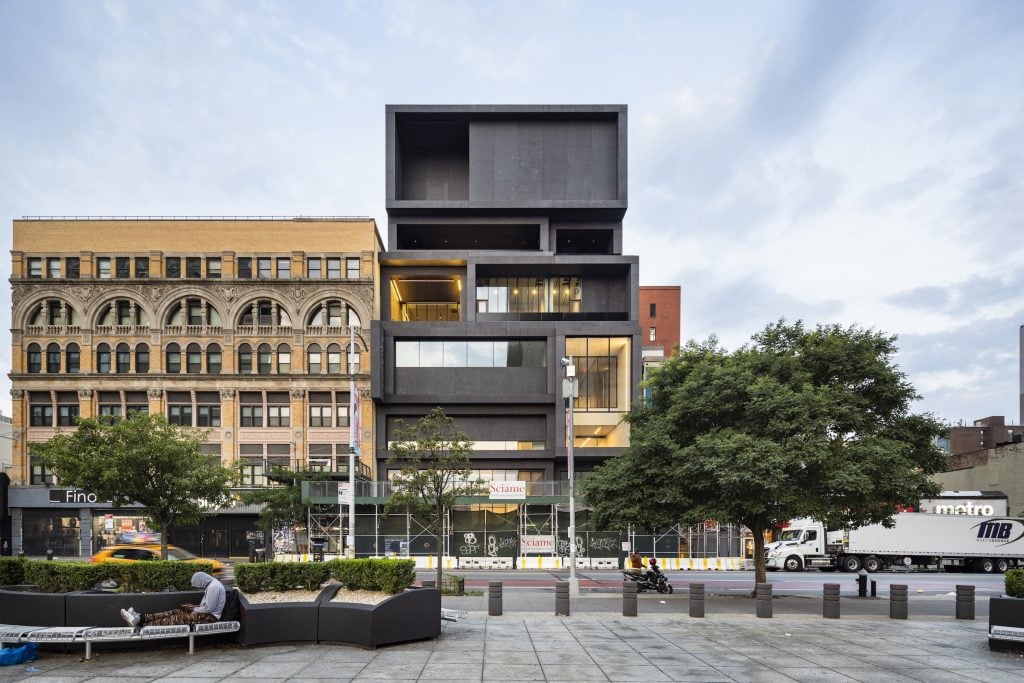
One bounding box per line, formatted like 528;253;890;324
435;503;444;588
752;527;767;588
160;522;169;560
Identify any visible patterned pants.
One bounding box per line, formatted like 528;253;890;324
143;608;217;626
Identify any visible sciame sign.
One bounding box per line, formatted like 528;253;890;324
48;489;100;504
488;481;526;500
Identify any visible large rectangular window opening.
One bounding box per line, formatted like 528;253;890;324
396;340;546;367
395;224;540;250
566;336;632;448
390;276;461;322
476;277;581;315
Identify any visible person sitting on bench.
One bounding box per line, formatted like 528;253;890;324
121;571;225;627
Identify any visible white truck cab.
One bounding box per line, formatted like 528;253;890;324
765;519;832;571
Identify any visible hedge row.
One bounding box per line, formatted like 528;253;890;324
235;558;416;595
1006;569;1024;598
0;557;215;593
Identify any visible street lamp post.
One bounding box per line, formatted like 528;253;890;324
346;324;360;559
562;356;580;597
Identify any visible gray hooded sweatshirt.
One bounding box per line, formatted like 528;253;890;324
191;571;225;619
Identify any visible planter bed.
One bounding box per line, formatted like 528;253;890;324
989;596;1024;651
317;584;441;647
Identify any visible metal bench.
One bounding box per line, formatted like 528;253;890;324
0;621;240;660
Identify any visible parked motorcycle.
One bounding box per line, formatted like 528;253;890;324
622;569;673;594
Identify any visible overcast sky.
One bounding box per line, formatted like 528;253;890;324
1;0;1022;425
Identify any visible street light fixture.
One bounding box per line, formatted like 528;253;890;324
346;324;361;559
561;356;580;597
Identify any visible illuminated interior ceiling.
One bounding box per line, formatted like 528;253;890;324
391;277;461;304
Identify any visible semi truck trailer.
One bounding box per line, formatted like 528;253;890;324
765;513;1024;573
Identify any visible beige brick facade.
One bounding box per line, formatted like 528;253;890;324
10;217;382;487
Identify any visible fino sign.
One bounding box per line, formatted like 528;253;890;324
48;489;100;504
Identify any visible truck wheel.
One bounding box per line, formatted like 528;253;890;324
863;556;882;573
842;555;862;572
979;558;996;573
996;559;1009;573
783;555;803;572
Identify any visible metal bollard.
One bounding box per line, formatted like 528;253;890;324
889;584;908;620
689;583;705;618
756;583;772;618
489;581;503;617
17;550;25;559
955;585;975;620
622;580;638;617
555;580;570;616
823;583;840;619
870;579;877;598
46;549;54;561
422;579;436;588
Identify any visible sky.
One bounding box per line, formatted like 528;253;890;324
1;0;1022;425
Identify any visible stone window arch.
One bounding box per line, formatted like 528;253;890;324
186;343;202;374
27;299;78;331
166;297;221;331
307;344;322;374
277;344;291;374
66;343;80;373
96;343;112;374
116;343;131;373
237;343;253;375
46;343;61;373
327;343;342;374
165;342;181;374
257;343;272;375
307;299;360;332
135;343;150;373
206;343;222;374
96;298;148;332
27;343;42;373
238;299;291;330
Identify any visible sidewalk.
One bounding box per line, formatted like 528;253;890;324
2;598;1020;682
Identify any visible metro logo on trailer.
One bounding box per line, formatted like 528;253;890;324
973;518;1024;546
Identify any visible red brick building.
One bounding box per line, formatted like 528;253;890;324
949;416;1024;456
639;286;681;358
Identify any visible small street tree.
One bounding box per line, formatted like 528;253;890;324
385;407;485;587
583;320;947;588
237;466;335;552
34;412;235;559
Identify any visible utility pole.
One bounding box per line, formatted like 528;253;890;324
562;356;580;597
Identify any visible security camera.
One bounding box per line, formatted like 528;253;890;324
560;357;571;367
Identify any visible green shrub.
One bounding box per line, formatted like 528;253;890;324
235;561;329;593
1006;569;1024;598
0;557;28;586
328;558;415;594
19;559;214;593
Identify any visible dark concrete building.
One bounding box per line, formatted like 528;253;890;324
371;105;640;486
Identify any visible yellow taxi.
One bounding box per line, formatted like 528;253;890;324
91;543;226;576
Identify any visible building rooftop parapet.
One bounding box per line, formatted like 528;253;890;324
18;215;373;221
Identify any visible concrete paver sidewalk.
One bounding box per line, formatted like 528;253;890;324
2;612;1022;682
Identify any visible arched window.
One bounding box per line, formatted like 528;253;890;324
277;344;291;374
186;343;202;373
165;343;181;374
206;344;222;375
327;343;342;374
27;299;78;329
116;343;131;373
97;299;148;329
257;344;272;375
347;342;360;375
307;300;360;329
237;343;253;375
135;344;150;373
65;343;80;373
307;344;322;374
166;298;220;328
96;343;111;374
238;299;291;328
27;343;42;373
46;343;61;373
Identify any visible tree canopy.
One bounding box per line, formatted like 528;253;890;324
385;407;484;586
582;320;947;585
34;412;236;559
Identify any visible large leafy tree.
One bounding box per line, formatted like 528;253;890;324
583;320;947;586
385;407;485;586
34;412;235;559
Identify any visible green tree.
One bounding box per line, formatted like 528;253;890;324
583;320;947;587
385;407;485;586
237;466;335;547
34;412;235;559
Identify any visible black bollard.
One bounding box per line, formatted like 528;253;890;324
622;580;638;617
46;548;54;561
955;585;975;620
689;583;705;618
870;579;877;598
555;580;570;616
17;550;25;558
248;539;256;563
889;584;908;620
856;569;868;597
489;581;503;616
823;583;840;619
756;583;772;618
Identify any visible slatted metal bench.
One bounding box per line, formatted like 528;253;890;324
0;621;241;660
